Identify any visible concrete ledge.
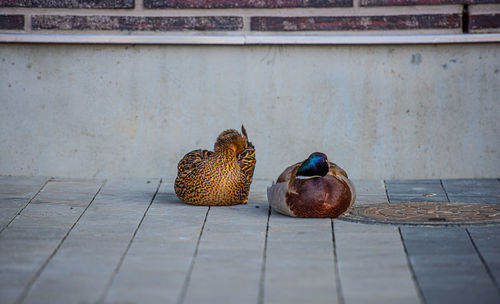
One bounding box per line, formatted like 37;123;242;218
1;33;500;45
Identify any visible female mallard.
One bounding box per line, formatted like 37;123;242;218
174;126;256;206
267;152;355;218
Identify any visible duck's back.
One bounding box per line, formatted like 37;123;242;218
174;127;255;206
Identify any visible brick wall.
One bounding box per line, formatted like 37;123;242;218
0;0;499;34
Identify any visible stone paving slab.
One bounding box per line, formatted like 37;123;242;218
335;221;420;304
467;227;500;291
0;179;103;304
0;176;499;304
103;182;208;304
22;179;160;304
264;212;338;304
442;179;500;204
400;227;500;304
0;176;48;232
351;180;388;205
183;200;269;304
385;180;448;203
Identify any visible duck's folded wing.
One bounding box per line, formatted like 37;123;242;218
267;182;295;217
177;149;212;178
276;162;302;183
327;161;348;178
237;142;256;181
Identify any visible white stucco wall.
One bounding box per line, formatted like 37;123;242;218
0;43;499;180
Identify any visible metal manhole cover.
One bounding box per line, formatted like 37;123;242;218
340;202;500;226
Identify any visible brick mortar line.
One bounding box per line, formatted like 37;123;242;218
97;178;162;304
0;6;464;16
0;177;50;235
135;0;144;11
15;179;108;304
243;16;250;31
177;205;210;304
468;4;500;13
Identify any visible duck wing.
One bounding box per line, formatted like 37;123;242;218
237;142;255;179
327;161;348;178
177;149;213;179
276;161;302;183
237;125;256;182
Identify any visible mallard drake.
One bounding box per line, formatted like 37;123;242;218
174;126;256;206
267;152;355;218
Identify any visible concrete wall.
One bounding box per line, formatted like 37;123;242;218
0;43;499;180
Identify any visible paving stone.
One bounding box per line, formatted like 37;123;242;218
442;179;500;203
264;212;338;304
350;180;388;206
354;194;389;205
385;180;448;203
22;179;159;304
0;176;48;231
385;180;446;195
183;198;269;304
400;227;500;304
446;196;500;204
385;179;441;184
388;194;449;203
335;221;420;304
467;227;500;290
103;182;208;304
352;180;387;196
0;179;103;304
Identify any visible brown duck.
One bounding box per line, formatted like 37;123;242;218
267;152;355;218
174;126;256;206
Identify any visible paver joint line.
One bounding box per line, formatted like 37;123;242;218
98;179;162;304
14;179;107;304
177;205;210;304
257;205;271;304
331;220;345;304
466;228;500;295
383;180;391;203
439;179;451;202
0;177;50;234
398;227;426;304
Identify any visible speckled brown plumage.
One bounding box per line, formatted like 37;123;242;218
174;126;256;206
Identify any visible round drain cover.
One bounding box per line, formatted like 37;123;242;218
340;202;500;226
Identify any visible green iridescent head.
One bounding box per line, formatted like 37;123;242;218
296;152;329;177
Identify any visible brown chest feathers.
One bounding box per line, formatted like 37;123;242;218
174;126;256;206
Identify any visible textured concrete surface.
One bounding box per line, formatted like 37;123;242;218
0;176;499;304
1;44;499;180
